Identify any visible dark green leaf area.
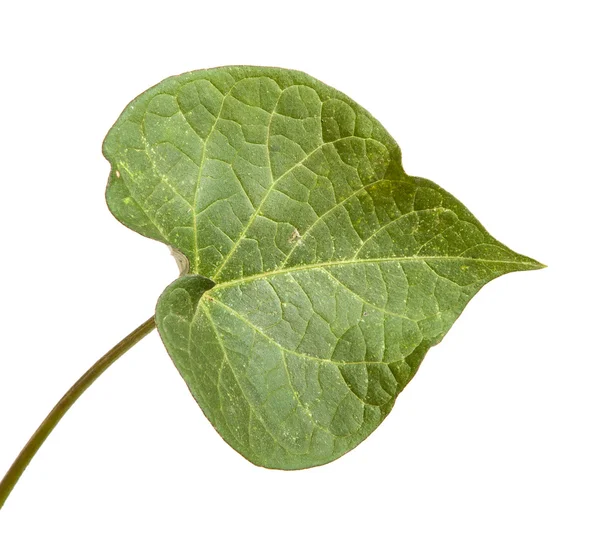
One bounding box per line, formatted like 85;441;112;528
106;67;542;469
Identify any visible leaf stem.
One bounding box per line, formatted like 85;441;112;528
0;316;156;509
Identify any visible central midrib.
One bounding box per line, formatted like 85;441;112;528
209;254;537;291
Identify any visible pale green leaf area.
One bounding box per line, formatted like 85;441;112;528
103;66;542;469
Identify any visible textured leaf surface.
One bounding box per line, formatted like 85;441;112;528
104;66;542;469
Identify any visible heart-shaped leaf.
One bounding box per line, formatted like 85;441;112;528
103;66;542;469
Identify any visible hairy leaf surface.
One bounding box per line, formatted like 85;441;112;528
104;66;542;469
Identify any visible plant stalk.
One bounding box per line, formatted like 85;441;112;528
0;316;156;509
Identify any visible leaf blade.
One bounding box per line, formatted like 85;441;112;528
106;66;542;469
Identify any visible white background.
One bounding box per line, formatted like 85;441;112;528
0;1;598;558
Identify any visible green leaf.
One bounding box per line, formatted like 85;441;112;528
103;66;543;469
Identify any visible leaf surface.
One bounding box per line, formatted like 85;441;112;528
104;66;542;469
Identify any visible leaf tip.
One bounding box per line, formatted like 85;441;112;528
520;256;547;271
